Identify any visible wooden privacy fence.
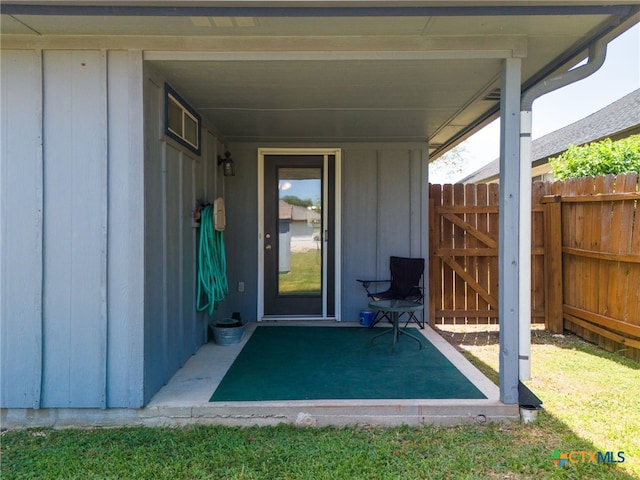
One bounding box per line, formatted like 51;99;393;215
429;173;640;361
542;173;640;362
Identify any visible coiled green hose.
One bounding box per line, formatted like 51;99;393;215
196;205;228;315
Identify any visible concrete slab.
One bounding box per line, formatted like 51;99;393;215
1;322;519;428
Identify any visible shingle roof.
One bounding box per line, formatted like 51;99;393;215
279;200;321;222
457;88;640;183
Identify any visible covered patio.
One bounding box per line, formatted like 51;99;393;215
2;2;639;427
143;322;515;427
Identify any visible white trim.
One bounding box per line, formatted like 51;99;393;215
519;110;533;381
322;155;329;319
257;147;342;322
420;147;429;327
167;92;199;150
146;50;520;62
140;35;527;61
257;154;265;321
258;148;342;156
333;150;342;321
3;34;528;56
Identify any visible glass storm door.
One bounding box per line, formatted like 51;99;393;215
263;155;335;316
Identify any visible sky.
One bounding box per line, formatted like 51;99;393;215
279;179;321;204
429;23;640;184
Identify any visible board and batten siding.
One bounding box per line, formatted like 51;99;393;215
219;144;428;324
41;50;109;408
1;50;44;409
341;147;428;321
106;51;145;408
1;49;145;408
143;66;217;404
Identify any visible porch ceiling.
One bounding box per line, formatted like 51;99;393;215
2;3;639;158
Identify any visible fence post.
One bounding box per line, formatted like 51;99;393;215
428;197;437;327
544;196;563;333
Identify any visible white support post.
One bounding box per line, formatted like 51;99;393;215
519;110;533;381
498;57;522;405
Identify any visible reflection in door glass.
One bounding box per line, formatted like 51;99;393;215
277;167;322;295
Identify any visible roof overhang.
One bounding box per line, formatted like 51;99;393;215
2;1;639;158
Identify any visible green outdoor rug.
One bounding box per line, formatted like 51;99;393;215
209;326;486;401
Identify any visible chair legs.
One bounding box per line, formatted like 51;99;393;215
368;309;391;328
370;311;423;352
370;308;424;329
401;310;425;329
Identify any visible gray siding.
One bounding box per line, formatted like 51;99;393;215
165;145;183;375
220;144;428;324
341;149;379;319
143;67;218;404
342;147;427;321
219;144;260;322
143;76;167;400
41;50;108;408
1;49;427;409
1;50;43;409
1;49;145;409
106;51;145;408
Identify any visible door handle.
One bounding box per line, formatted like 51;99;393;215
265;244;272;250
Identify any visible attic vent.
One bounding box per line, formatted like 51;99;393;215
484;88;501;101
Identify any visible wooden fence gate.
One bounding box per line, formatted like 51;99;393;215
429;183;545;325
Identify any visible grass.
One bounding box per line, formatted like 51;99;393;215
2;326;639;479
436;324;640;478
278;249;321;294
3;421;635;480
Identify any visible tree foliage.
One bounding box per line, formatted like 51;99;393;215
429;145;467;183
549;134;640;180
281;195;314;208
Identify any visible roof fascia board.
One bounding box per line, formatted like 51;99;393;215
145;50;516;61
2;34;528;59
2;3;635;17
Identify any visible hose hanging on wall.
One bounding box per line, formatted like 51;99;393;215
196;203;228;315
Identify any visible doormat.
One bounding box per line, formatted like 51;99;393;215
210;326;486;401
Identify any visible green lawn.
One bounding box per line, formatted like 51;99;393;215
2;326;639;479
436;324;640;478
278;249;321;294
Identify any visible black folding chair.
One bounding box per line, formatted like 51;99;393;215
357;256;425;329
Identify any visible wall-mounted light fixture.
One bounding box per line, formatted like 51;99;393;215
217;150;235;177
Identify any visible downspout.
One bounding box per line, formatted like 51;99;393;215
518;39;607;381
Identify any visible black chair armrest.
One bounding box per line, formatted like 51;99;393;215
408;285;426;303
356;279;390;288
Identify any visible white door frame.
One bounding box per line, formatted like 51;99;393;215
257;147;342;321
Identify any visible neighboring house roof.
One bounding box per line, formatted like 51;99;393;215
279;200;321;222
458;88;640;183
